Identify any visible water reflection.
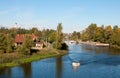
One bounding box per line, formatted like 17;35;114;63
1;44;120;78
0;68;12;78
81;44;120;55
20;63;32;78
0;63;32;78
56;56;62;78
68;44;120;66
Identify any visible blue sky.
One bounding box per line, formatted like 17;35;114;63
0;0;120;33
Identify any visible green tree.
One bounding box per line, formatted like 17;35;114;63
55;23;63;49
81;30;89;41
104;25;112;43
70;31;81;41
60;43;68;50
0;33;7;53
113;25;118;30
41;28;46;41
48;30;56;43
0;27;8;34
17;28;30;34
87;23;97;41
9;28;17;38
6;34;13;53
30;27;39;36
19;35;34;55
55;23;68;50
71;31;78;40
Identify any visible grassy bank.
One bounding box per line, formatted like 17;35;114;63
0;49;68;68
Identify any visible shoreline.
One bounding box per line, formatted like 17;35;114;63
80;41;120;48
109;45;120;49
80;41;110;47
80;41;120;50
0;49;68;69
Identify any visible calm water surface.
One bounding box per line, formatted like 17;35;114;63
1;44;120;78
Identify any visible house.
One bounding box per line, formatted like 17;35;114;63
34;42;43;49
15;34;38;47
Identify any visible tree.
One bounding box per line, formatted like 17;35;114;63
104;25;112;43
57;23;63;42
30;27;39;36
0;33;7;53
41;28;46;42
87;23;97;41
9;28;17;38
0;27;8;34
94;27;104;42
48;30;56;43
81;30;89;41
6;34;13;53
71;31;78;40
19;35;34;55
71;31;81;41
113;25;118;30
17;28;30;34
53;23;68;50
60;43;68;50
110;28;120;45
55;23;63;49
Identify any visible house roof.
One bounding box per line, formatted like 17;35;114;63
31;35;37;40
15;34;37;43
15;34;24;43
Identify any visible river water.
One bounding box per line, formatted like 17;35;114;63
1;44;120;78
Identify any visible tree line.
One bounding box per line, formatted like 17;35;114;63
0;23;68;54
69;23;120;47
81;24;120;45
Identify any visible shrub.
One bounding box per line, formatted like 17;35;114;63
60;43;68;50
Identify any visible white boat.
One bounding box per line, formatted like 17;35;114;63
72;62;80;67
72;62;80;70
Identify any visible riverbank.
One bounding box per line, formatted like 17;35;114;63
0;49;68;68
110;45;120;49
80;41;110;47
80;41;120;50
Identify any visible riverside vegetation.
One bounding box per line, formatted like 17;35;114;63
0;23;68;68
67;23;120;49
1;23;120;68
0;49;68;68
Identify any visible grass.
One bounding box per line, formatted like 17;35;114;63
19;54;56;63
0;49;68;68
4;62;18;67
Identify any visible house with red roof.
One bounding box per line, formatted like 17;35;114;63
14;34;38;47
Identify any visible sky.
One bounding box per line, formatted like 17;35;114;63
0;0;120;33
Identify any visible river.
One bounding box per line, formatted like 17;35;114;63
0;44;120;78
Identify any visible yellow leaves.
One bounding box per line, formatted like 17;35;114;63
105;25;112;32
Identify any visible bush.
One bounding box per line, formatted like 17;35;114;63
60;43;68;50
53;42;68;50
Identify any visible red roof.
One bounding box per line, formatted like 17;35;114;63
31;35;37;40
15;34;24;43
15;34;37;43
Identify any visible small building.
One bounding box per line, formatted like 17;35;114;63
15;34;38;47
35;42;43;49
